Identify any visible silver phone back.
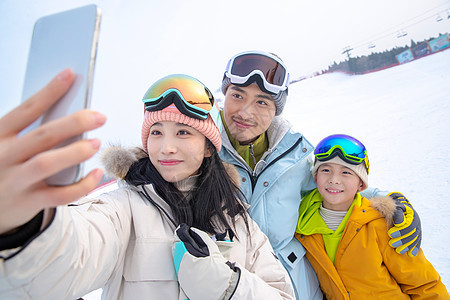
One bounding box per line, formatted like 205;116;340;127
21;5;101;185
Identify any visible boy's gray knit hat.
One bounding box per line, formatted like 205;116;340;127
221;76;288;116
312;156;369;191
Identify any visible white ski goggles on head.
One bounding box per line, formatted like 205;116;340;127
223;50;290;95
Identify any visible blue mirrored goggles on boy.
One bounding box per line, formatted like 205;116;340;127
142;74;221;130
314;134;370;173
224;51;290;95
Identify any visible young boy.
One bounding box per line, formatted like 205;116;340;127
295;134;449;299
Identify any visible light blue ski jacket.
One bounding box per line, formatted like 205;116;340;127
219;116;323;300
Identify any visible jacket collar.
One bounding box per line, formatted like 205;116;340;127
266;116;292;148
222;115;269;170
296;189;362;235
220;112;293;167
131;183;178;230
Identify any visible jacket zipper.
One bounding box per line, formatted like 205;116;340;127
246;136;304;191
248;144;257;167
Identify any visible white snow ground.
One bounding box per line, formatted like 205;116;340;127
83;49;450;298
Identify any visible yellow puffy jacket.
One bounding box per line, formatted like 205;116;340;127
295;191;449;299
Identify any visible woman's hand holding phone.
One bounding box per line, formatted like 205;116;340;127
0;69;105;234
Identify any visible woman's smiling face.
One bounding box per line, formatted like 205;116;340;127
147;121;210;182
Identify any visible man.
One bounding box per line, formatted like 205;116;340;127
218;50;422;299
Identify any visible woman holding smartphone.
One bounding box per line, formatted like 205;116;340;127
0;71;294;300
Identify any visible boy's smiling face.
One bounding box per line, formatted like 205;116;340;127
315;162;364;211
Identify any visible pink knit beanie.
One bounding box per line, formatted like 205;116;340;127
141;105;222;153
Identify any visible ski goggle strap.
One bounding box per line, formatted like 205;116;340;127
314;134;370;173
224;51;290;94
142;74;221;130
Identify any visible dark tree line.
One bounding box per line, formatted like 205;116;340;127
323;34;445;75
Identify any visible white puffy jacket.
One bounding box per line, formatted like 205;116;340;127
0;149;294;300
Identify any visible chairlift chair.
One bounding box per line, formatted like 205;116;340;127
397;30;408;38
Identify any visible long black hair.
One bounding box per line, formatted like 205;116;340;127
124;140;249;236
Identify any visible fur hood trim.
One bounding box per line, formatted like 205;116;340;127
100;146;147;180
100;145;241;186
369;196;396;225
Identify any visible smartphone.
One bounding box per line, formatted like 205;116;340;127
20;5;101;186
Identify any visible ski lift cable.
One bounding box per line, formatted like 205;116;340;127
349;6;449;52
347;4;449;49
374;2;450;35
358;7;449;45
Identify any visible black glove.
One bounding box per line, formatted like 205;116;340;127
387;192;421;257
